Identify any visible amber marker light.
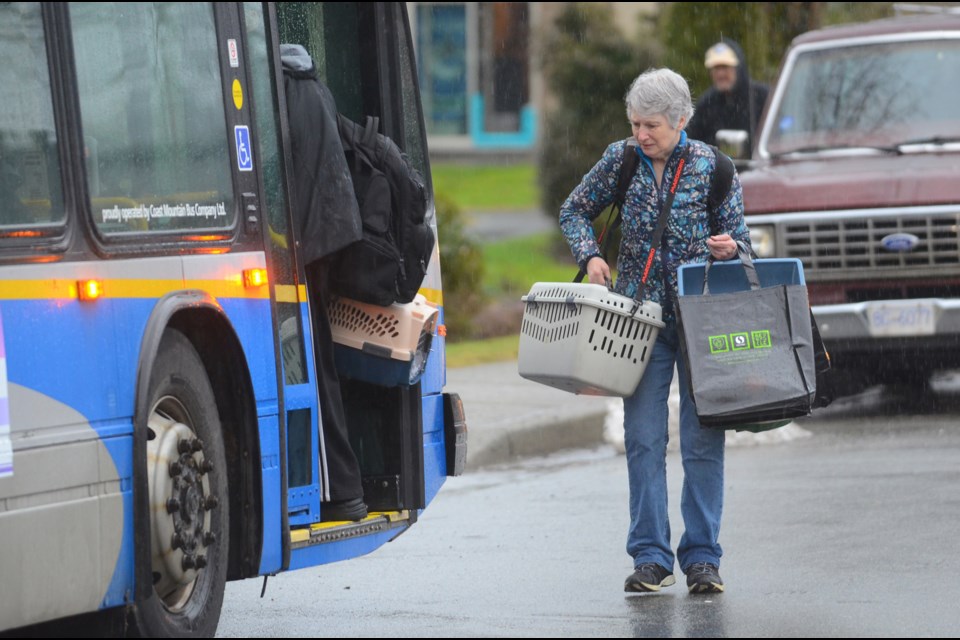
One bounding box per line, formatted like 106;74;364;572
243;268;268;288
78;279;103;301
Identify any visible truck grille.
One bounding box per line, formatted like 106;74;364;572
783;212;960;276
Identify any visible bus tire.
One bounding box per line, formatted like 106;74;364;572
130;328;229;637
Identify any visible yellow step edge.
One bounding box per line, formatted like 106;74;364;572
306;510;410;532
288;510;411;543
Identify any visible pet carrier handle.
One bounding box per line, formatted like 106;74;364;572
702;240;760;295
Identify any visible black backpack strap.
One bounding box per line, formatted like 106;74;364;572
574;139;639;283
707;145;735;235
615;139;640;209
361;116;379;148
602;138;640;242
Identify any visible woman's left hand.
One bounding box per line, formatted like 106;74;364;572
707;234;738;260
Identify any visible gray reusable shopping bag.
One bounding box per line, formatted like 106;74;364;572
676;247;817;429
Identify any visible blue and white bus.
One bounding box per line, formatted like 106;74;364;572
0;2;466;636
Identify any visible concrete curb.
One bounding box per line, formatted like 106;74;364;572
465;407;608;469
444;360;610;469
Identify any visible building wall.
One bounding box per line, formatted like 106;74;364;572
409;2;659;158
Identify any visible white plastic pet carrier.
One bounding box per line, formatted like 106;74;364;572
518;283;664;397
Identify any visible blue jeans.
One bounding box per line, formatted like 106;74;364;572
623;321;725;572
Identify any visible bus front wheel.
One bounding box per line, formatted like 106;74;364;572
131;329;229;637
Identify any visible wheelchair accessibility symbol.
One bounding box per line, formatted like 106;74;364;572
235;125;253;172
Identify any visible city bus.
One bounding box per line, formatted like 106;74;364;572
0;2;466;636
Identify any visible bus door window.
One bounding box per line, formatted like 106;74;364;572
244;2;308;387
277;2;377;122
394;6;429;183
244;2;322;526
68;2;235;239
0;2;65;233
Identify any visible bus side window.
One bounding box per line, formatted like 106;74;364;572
68;2;236;238
0;2;65;230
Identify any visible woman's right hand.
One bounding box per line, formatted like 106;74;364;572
586;256;612;287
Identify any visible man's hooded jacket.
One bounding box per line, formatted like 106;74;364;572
686;38;770;154
280;43;361;265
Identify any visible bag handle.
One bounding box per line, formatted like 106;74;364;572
702;240;760;294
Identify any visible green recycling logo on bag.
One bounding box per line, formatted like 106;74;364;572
708;329;773;362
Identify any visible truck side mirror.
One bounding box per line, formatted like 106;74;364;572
715;129;749;160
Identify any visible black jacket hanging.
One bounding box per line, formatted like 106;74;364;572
281;44;362;265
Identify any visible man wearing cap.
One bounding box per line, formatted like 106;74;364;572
685;38;769;155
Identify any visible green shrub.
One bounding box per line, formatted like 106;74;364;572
538;4;659;218
435;192;485;342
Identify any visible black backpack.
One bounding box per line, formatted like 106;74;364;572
329;115;434;307
616;140;735;235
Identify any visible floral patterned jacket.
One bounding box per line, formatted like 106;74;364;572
559;132;751;321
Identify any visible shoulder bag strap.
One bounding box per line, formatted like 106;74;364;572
633;146;690;306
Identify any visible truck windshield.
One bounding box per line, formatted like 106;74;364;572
765;38;960;156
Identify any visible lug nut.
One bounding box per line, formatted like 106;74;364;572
205;496;219;510
195;554;207;569
200;460;215;474
191;438;204;452
169;461;182;477
171;533;185;550
203;532;217;546
166;498;180;513
182;554;196;570
177;439;193;454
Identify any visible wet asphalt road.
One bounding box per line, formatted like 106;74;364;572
218;387;960;638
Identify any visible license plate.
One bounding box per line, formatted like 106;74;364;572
866;301;936;337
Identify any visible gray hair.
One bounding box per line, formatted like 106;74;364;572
624;68;695;129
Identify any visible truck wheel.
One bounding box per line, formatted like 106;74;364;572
129;329;229;637
885;374;936;414
818;365;871;401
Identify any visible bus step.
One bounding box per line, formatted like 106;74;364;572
289;510;411;548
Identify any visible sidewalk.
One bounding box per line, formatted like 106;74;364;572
461;208;555;243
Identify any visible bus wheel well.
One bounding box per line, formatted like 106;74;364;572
169;310;263;582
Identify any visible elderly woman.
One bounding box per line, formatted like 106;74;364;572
559;68;751;594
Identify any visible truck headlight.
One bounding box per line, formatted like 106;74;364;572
749;224;775;257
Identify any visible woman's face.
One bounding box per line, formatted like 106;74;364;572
630;112;686;162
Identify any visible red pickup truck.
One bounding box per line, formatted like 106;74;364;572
738;13;960;398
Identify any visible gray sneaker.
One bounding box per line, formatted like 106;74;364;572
685;562;724;593
624;563;675;592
